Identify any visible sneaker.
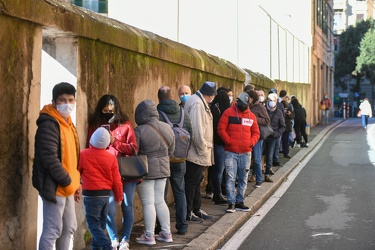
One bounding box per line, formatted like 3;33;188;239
186;211;204;222
291;141;296;148
135;232;156;245
226;204;235;213
111;239;120;249
155;232;173;243
194;209;213;220
235;202;251;212
205;191;214;199
304;143;309;148
255;182;262;188
284;155;291;158
248;175;256;182
297;144;301;148
119;239;129;250
265;175;273;182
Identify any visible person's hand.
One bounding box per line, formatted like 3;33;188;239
74;185;82;203
110;135;115;145
116;201;122;206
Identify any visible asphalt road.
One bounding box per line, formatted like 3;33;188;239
238;119;375;249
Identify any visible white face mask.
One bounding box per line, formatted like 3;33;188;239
57;104;75;118
268;100;276;108
229;96;233;103
259;96;265;102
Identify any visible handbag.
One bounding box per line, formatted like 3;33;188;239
117;146;148;180
319;103;326;110
357;109;362;118
259;124;273;140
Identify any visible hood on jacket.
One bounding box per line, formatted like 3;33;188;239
135;99;159;125
157;99;180;115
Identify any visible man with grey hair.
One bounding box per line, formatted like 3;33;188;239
178;85;192;108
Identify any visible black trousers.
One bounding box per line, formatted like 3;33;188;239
185;161;204;213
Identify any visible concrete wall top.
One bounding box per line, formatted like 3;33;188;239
2;0;245;82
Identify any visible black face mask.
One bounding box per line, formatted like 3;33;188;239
102;112;114;121
236;103;248;112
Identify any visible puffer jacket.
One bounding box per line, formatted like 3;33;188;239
267;107;286;138
79;147;123;202
250;100;270;126
86;121;138;157
184;91;214;166
32;105;80;203
217;103;260;153
134;99;175;179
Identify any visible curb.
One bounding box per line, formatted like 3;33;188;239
183;119;345;250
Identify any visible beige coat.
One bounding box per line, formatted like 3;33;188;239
184;91;214;166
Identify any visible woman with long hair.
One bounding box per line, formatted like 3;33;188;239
210;87;231;204
86;94;138;250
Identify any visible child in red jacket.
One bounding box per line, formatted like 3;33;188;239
79;127;123;250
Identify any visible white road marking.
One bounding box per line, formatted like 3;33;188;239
311;232;335;237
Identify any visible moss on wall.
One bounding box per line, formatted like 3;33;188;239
0;15;39;249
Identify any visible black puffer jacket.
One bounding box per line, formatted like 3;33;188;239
32;114;72;203
267;107;286;138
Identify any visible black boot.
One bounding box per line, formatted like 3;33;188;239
212;194;227;204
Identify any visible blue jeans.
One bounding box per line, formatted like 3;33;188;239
169;162;188;233
265;136;277;175
224;151;251;204
362;115;369;128
84;197;112;250
106;182;136;242
322;109;329;123
212;144;226;197
273;137;281;162
252;139;264;184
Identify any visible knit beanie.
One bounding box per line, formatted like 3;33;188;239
199;81;217;96
269;88;277;94
90;127;110;149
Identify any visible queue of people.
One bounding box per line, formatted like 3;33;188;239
33;81;314;250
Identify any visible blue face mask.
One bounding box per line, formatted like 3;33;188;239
180;94;190;103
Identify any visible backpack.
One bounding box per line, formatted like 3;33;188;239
159;108;191;162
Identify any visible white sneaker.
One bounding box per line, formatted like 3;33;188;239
119;239;129;250
111;239;120;248
155;231;173;243
135;232;156;245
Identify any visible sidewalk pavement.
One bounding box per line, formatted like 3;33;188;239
87;118;344;250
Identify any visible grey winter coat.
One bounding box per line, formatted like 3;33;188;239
134;99;175;180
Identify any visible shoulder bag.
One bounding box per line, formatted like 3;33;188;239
259;124;273;140
117;145;148;180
